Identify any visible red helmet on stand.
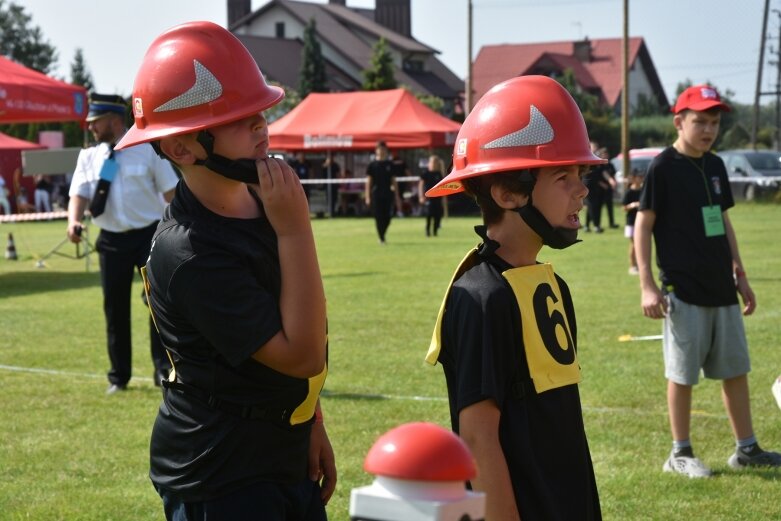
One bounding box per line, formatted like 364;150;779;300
116;21;283;150
426;75;604;197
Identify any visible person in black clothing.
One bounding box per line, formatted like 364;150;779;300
364;141;402;243
322;155;340;216
289;151;311;198
599;148;619;228
418;155;445;236
424;76;602;520
114;21;335;519
584;145;615;232
621;168;643;274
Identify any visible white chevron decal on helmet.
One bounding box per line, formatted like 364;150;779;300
154;60;223;112
482;105;554;149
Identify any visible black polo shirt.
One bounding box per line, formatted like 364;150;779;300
366;159;396;199
145;180;314;501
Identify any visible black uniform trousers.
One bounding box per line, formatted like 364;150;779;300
96;221;169;386
372;194;394;241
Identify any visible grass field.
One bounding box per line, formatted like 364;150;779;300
1;203;780;520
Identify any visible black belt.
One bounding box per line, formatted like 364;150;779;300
162;379;293;423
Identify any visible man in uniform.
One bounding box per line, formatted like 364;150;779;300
67;93;179;394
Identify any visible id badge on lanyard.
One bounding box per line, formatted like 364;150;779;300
701;205;725;237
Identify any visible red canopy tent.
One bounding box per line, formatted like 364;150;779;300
0;55;87;124
269;89;461;151
0;131;47;150
0;56;86;214
0;132;46;214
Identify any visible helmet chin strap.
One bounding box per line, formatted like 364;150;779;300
513;193;580;250
193;130;260;184
508;170;580;250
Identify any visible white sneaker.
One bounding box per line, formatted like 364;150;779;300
663;453;712;478
773;375;781;411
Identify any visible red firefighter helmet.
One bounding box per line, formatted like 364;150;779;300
115;21;284;150
426;75;604;197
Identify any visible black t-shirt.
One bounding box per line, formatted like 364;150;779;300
437;247;601;520
420;169;443;193
420;169;444;209
366;159;396;198
640;147;737;306
145;180;315;501
622;188;641;226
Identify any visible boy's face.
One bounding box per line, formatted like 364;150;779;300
528;165;588;230
674;109;721;156
208;112;270;160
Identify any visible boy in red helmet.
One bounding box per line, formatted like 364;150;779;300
115;22;335;519
635;84;781;478
425;75;602;520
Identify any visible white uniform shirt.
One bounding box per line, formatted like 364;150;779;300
69;141;179;232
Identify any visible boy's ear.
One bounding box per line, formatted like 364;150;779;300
673;113;684;132
159;136;198;165
490;183;527;210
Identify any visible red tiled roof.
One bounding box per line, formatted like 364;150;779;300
473;37;645;106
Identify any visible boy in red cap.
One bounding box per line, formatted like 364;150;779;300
635;84;781;478
115;21;334;519
425;75;602;520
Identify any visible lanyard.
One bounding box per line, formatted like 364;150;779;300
682;154;713;206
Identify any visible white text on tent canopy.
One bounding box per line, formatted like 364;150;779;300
304;135;354;149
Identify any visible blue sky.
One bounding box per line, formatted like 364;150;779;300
21;0;768;105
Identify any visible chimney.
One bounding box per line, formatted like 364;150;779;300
228;0;252;28
375;0;411;37
573;38;592;63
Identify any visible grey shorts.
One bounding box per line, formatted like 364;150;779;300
662;292;750;385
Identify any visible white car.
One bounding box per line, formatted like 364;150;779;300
610;147;663;200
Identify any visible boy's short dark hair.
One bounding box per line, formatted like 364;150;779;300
677;107;723;118
462;169;536;225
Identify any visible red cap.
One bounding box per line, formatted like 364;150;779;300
672;85;731;114
364;422;476;481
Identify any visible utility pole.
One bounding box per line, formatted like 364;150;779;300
777;10;781;149
621;0;630;184
752;0;770;149
466;0;473;115
772;9;781;149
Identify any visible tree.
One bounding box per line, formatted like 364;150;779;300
556;68;605;117
0;0;57;74
362;37;396;91
298;18;327;98
70;48;94;94
633;92;665;117
265;82;302;124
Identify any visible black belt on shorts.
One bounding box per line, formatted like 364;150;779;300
162;379;292;423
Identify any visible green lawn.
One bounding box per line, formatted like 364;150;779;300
1;203;780;520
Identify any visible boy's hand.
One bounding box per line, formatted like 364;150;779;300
308;422;337;505
736;277;756;316
255;158;310;236
641;285;667;319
